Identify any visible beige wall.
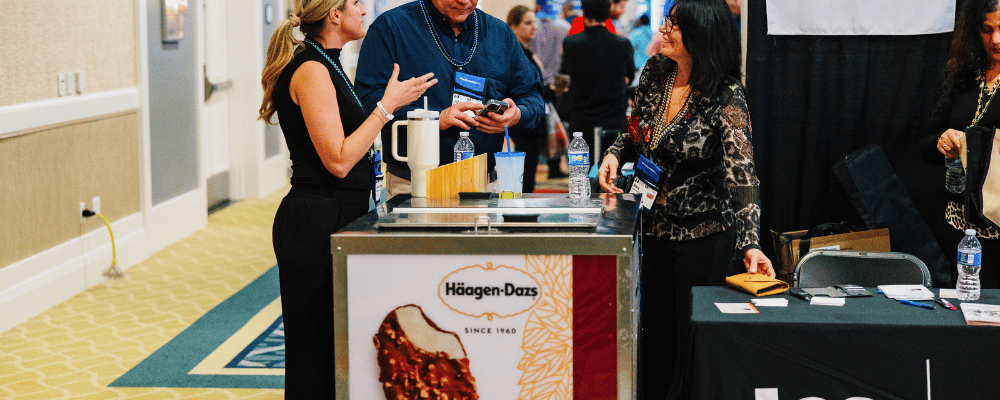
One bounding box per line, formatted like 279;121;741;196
0;114;142;268
0;1;141;269
480;0;536;22
0;1;137;106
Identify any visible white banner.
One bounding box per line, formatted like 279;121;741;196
766;0;955;36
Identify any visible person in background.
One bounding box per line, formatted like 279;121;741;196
727;0;741;34
597;0;772;397
562;0;578;27
629;14;653;81
561;0;634;162
356;0;544;198
533;3;571;86
567;0;625;35
258;0;435;397
921;0;1000;290
507;5;545;193
531;3;573;180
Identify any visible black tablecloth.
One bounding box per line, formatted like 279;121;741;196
679;287;1000;399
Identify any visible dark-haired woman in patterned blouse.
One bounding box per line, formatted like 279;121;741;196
596;0;773;397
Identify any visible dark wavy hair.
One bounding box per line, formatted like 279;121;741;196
934;0;1000;120
581;0;610;22
669;0;741;100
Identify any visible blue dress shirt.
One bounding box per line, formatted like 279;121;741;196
356;0;544;179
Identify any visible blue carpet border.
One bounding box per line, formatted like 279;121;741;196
109;265;284;389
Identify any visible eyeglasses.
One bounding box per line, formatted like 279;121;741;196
664;15;678;31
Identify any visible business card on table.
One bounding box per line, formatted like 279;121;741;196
810;297;846;306
716;303;759;313
938;289;957;299
751;298;789;307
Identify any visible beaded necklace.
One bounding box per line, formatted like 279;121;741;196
972;69;1000;127
649;67;692;150
418;0;479;69
302;37;377;199
303;38;365;110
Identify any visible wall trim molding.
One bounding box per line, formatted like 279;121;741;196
0;88;140;140
0;213;149;334
0;187;208;335
146;188;208;255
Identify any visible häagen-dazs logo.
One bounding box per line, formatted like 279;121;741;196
438;262;542;320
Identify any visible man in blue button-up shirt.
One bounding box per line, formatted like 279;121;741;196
356;0;544;197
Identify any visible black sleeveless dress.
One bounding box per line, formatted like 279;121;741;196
271;44;371;399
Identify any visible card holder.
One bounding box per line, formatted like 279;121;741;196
834;284;873;297
802;285;873;298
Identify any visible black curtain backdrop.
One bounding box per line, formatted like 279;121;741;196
746;1;954;283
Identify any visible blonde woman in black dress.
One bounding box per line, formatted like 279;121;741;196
258;0;435;397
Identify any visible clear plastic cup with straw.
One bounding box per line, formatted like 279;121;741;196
495;126;525;199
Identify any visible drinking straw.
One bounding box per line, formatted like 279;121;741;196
504;126;511;152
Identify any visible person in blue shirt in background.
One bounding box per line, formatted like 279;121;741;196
629;13;653;81
356;0;544;198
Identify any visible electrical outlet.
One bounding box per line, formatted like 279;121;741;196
75;70;85;93
66;72;76;96
80;201;86;224
58;73;68;96
92;196;101;214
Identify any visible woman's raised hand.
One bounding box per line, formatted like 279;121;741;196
381;64;437;113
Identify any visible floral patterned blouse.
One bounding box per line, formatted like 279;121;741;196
606;55;762;254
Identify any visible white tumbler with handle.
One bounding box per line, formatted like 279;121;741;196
392;108;440;197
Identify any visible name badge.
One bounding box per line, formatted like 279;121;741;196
452;71;485;106
628;155;662;210
372;150;383;204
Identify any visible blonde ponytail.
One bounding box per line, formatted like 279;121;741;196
258;0;348;124
259;18;303;124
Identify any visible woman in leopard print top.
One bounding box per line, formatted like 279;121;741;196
596;0;772;397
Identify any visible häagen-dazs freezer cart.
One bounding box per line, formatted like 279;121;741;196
332;193;641;399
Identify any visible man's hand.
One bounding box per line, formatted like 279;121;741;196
474;98;521;134
439;101;483;131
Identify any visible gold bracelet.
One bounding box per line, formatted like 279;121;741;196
372;110;389;125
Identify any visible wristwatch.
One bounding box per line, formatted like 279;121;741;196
376;101;394;121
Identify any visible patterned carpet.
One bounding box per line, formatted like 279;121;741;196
0;187;288;399
1;172;571;399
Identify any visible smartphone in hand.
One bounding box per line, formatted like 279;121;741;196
477;99;509;117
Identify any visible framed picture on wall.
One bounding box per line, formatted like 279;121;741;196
162;0;189;42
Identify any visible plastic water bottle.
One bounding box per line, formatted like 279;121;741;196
568;132;591;200
957;228;982;301
945;158;965;194
454;131;474;162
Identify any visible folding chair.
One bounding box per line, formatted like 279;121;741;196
792;250;932;288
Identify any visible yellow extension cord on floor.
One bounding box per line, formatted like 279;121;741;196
94;212;123;280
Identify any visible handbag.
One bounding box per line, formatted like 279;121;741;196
725;273;790;296
770;222;860;283
963;126;1000;231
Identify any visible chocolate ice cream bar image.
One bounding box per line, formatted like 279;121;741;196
373;304;479;400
